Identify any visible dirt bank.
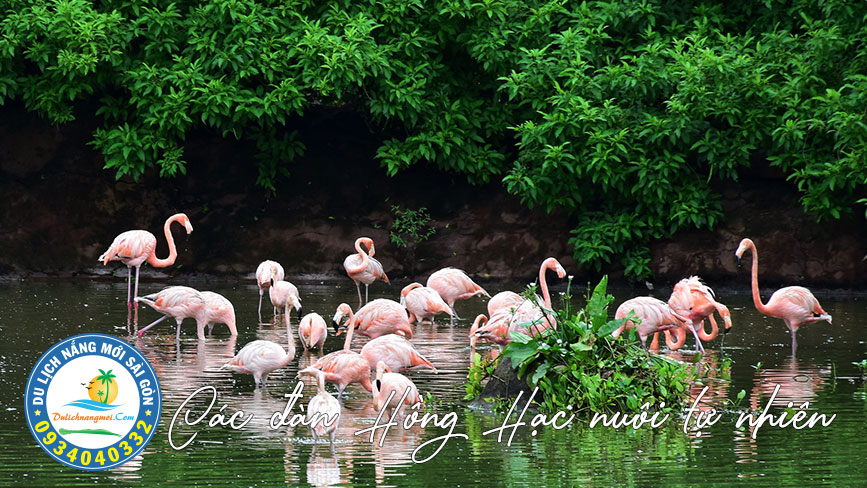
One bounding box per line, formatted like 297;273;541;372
1;103;865;287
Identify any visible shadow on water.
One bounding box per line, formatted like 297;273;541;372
0;280;866;486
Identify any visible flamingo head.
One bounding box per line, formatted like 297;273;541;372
735;238;753;264
544;257;567;279
400;283;423;299
181;215;194;234
332;303;352;335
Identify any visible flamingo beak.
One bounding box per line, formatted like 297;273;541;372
297;306;303;323
375;379;382;392
331;320;341;335
185;221;194;233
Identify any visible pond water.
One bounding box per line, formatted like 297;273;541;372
0;279;865;487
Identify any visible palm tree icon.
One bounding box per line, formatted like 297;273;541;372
96;369;116;404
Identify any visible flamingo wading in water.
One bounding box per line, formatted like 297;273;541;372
342;299;413;339
735;238;832;353
99;213;193;320
298;303;373;399
399;283;452;325
612;297;687;349
658;276;733;353
304;369;341;446
256;260;285;324
344;237;389;308
135;286;207;340
299;313;328;354
200;291;238;337
426;268;489;322
360;334;437;373
372;361;423;416
269;280;303;327
222;301;296;388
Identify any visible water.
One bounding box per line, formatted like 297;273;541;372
1;279;866;487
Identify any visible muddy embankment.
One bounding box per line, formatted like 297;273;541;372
1;103;865;289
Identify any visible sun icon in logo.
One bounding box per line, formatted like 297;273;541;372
85;369;118;405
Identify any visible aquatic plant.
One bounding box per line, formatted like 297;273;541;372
498;276;696;414
390;205;436;274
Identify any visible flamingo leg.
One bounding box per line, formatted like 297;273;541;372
689;325;705;354
337;384;345;401
450;305;460;323
790;327;798;355
355;282;363;309
126;266;132;312
133;265;141;324
137;315;167;337
365;283;369;305
257;290;263;324
176;318;183;340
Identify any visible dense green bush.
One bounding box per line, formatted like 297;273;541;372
2;1;866;278
495;276;694;413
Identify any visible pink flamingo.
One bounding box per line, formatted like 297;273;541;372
487;291;523;316
269;280;302;326
426;268;489;321
612;297;688;348
507;257;567;337
201;291;238;337
299;313;328;354
222;304;296;388
372;361;422;415
341;299;413;339
469;313;510;360
360;334;437;373
304;369;341;446
256;260;285;323
735;238;832;353
399;283;452;325
299;303;373;399
99;213;193;318
658;276;732;352
344;237;389;308
135;286;207;340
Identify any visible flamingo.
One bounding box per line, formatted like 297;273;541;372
426;268;489;321
201;291;238;337
372;361;422;416
507;257;567;337
256;260;285;323
399;283;452;325
611;297;688;348
304;369;341;446
99;213;193;319
222;301;296;388
469;313;511;361
344;237;389;308
299;313;328;354
269;280;302;326
657;276;733;353
735;238;832;353
360;334;437;373
487;291;523;316
299;303;373;399
342;299;413;339
135;286;207;340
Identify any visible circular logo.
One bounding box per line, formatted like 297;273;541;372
24;334;161;470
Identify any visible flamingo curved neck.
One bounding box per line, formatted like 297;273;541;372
539;263;552;309
346;240;370;275
665;328;687;349
745;242;773;316
696;315;719;341
284;306;295;357
343;309;355;351
147;214;184;268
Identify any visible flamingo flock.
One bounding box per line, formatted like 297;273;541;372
100;215;835;445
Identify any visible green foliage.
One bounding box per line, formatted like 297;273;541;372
2;1;867;277
389;205;435;248
502;276;695;413
464;352;499;401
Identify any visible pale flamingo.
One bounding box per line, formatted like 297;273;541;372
299;303;372;399
360;334;437;373
426;267;489;321
344;237;389;308
372;361;422;415
135;286;207;340
469;313;510;360
304;369;341;446
342;299;413;339
507;257;567;337
201;291;238;336
99;213;193;319
299;313;328;354
269;280;302;326
222;302;296;388
735;238;832;353
612;297;688;348
487;291;523;316
256;260;285;323
399;283;452;325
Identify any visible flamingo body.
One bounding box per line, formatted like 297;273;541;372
269;280;302;326
344;237;389;307
426;268;488;320
612;297;686;347
299;313;328;353
487;291;524;316
135;286;207;340
400;283;452;325
256;260;285;322
360;334;437;373
201;291;238;336
373;362;422;414
305;370;340;444
350;299;413;339
223;306;296;388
